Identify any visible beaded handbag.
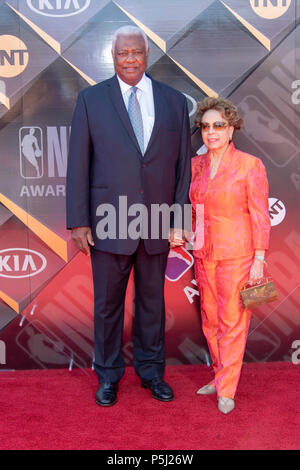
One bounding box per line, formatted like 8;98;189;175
240;277;278;309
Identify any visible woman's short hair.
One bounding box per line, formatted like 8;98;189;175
195;97;243;130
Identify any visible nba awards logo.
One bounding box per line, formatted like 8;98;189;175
0;35;29;78
238;95;298;168
19;127;43;179
26;0;91;17
250;0;291;19
18;124;70;197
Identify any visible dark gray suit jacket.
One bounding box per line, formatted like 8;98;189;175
66;74;191;255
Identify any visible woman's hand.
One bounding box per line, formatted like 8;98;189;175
249;257;264;285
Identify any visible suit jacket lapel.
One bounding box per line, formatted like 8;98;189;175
108;75;142;156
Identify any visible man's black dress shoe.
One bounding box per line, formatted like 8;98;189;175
141;378;174;402
95;382;118;407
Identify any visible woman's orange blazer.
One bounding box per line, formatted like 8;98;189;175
189;142;271;260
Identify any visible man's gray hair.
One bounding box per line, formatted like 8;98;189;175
112;25;149;53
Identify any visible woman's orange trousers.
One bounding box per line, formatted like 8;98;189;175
195;255;253;399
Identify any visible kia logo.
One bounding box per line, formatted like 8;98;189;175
26;0;91;17
0;248;47;279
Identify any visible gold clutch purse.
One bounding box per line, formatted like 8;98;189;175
240;277;278;309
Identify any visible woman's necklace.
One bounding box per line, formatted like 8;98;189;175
209;154;222;179
209;145;229;179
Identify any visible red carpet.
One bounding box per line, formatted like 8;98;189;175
0;363;299;450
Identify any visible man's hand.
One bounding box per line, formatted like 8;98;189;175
71;226;95;255
168;228;186;248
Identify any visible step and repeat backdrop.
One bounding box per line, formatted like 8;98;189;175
0;0;300;370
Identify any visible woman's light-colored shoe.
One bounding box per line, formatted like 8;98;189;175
196;384;217;395
218;397;235;414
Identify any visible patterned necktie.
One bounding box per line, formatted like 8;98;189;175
128;86;144;154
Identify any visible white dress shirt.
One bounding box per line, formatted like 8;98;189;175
117;73;155;152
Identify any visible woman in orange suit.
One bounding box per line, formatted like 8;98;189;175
188;97;270;414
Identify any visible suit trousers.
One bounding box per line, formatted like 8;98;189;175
90;241;169;384
194;255;253;399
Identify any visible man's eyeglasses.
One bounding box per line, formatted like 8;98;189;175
200;121;229;131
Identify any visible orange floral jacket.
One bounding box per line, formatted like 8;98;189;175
189;142;270;260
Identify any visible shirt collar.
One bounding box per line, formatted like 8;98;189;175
203;141;236;176
117;73;149;95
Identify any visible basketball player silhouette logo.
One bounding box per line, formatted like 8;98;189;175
20;127;43;178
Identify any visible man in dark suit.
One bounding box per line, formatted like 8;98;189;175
66;26;191;406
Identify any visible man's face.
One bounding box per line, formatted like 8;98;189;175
112;34;149;86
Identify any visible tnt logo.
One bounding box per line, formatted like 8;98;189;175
269;198;286;226
0;35;29;78
27;0;91;17
165;247;194;282
250;0;291;19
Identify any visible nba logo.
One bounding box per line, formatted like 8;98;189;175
165;247;194;282
238;96;298;168
19;126;43;178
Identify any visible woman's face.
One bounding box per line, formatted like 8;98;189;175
201;109;234;153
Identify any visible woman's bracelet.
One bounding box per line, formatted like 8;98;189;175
255;254;266;264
